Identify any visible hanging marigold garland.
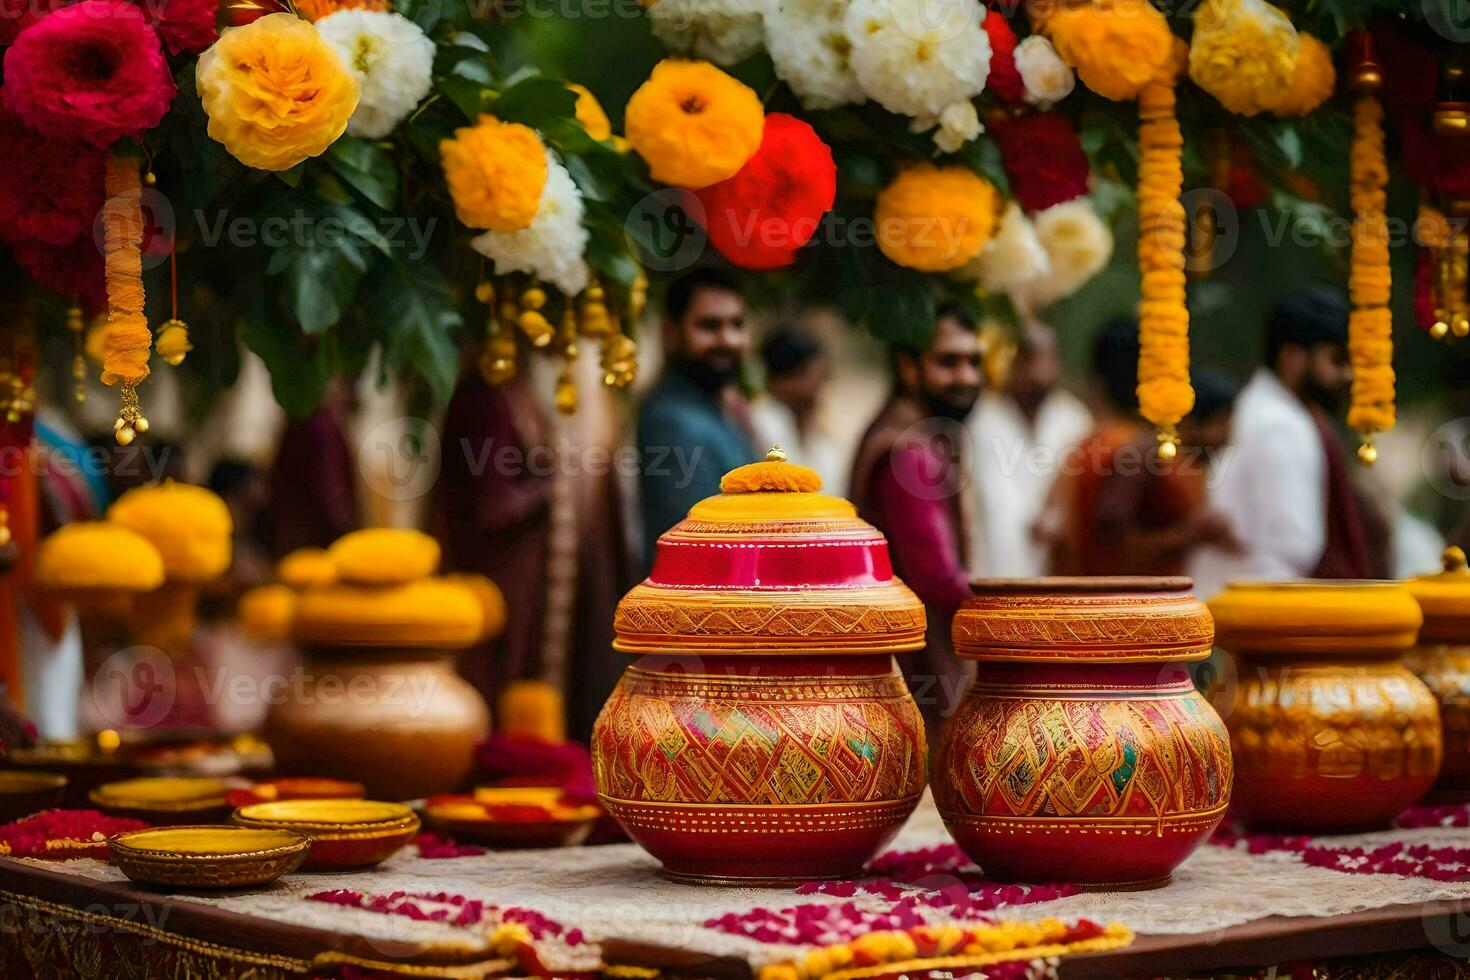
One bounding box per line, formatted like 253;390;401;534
1135;61;1194;459
101;153;151;445
1345;38;1394;465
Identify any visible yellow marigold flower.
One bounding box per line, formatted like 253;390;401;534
1042;0;1175;102
625;59;763;189
238;584;297;642
294;0;388;21
568;83;613;142
277;547;339;590
441;115;548;232
447;572;507;641
107;482;233;583
1188;0;1298;116
196;13;360;172
875;164;997;273
35;523;164;595
293;579;483;649
1268;33;1335;117
328;527;441;586
498;680;566;742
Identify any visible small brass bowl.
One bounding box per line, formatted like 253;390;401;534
90;777;230;825
232;799;420;870
0;771;68;824
109;826;310;889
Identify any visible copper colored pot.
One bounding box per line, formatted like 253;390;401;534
1210;581;1440;831
265;650;489;801
935;577;1231;889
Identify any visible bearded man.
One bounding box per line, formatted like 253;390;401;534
850;304;983;730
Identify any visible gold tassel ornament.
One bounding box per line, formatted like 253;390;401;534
101;154;151;445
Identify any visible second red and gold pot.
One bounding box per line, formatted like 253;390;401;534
934;577;1232;889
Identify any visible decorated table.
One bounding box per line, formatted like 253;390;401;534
3;797;1469;978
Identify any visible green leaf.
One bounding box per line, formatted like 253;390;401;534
239;316;334;419
275;164;304;188
327;139;400;211
438;76;491;122
263;204;371;334
368;254;463;404
867;268;937;350
489;76;578;127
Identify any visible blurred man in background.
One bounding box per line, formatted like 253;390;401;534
637;268;756;562
1189;286;1368;597
970;321;1091;577
750;325;845;494
850;304;982;729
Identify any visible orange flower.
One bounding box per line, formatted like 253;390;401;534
874;164;997;273
441;115;548;232
625;59;763;188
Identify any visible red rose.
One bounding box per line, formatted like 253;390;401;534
994;112;1088;212
693;113;837;270
982;10;1024;105
0;102;105;247
1;0;175;147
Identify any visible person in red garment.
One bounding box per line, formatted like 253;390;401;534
850;305;982;730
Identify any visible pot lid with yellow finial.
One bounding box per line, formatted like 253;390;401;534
613;447;925;655
1407;546;1470;643
1209;580;1423;657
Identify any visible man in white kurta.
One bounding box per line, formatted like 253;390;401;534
969;323;1092;577
1188;287;1360;598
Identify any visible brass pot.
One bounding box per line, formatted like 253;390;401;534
265;650;489;801
1210;581;1441;831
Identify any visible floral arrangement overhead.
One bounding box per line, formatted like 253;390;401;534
0;0;1463;462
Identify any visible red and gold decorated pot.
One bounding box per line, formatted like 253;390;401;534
934;578;1231;889
1406;548;1470;802
1210;581;1441;830
593;451;927;884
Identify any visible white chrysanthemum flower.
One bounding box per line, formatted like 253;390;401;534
1017;199;1113;308
471;152;591;296
963;202;1050;294
316;10;435;140
766;0;866;109
844;0;990;119
1014;35;1075;108
647;0;770;66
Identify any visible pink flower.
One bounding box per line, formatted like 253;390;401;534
0;101;105;247
2;0;175;147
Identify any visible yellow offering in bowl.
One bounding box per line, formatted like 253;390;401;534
232;799;420;870
109;825;310;889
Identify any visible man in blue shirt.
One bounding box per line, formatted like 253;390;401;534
637;268;756;563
